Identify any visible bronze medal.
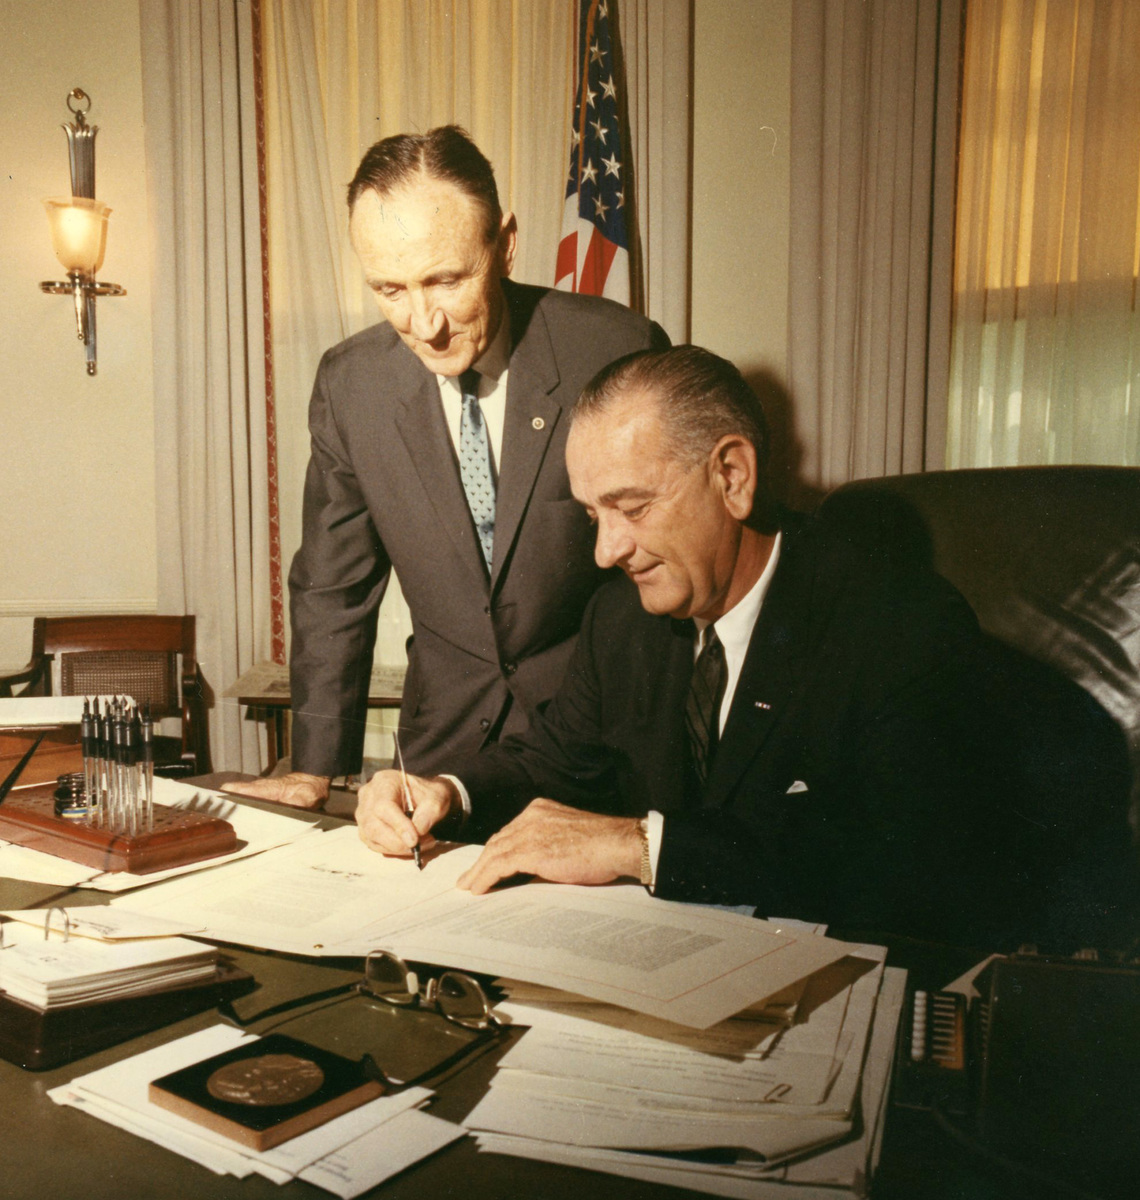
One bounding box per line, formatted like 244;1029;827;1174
206;1053;325;1107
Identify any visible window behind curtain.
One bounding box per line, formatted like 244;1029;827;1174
946;0;1140;468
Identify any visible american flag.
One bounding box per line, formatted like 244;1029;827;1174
554;0;630;304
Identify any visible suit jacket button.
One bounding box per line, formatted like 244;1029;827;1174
503;661;517;676
480;718;491;731
483;604;491;614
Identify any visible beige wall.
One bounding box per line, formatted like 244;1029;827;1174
0;0;156;673
692;0;791;378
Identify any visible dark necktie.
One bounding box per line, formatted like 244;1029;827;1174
685;625;727;789
458;368;496;570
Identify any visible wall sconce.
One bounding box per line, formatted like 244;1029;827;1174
40;89;125;376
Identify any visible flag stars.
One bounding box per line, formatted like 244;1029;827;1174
590;40;605;65
584;84;597;109
602;152;621;178
590;118;609;145
593;195;609;220
570;126;581;147
600;76;617;102
580;159;599;186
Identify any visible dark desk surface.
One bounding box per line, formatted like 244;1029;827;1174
0;794;1051;1200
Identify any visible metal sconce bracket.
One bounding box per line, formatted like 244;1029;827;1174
39;89;125;376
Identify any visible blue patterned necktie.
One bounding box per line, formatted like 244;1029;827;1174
458;368;496;570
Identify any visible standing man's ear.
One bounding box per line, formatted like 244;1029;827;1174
497;213;518;277
710;434;759;521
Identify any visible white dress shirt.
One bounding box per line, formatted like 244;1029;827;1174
436;315;511;469
644;531;783;885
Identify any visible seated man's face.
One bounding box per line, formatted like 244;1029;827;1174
567;392;745;622
350;173;517;377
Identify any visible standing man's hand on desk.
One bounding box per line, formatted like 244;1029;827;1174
221;772;331;811
357;771;461;857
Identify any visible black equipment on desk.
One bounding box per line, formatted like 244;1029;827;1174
895;948;1140;1198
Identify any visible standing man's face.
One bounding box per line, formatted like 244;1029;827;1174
349;172;518;377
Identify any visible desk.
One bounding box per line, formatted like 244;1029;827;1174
0;793;1058;1200
223;663;405;768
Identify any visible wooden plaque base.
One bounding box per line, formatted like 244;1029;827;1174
0;785;238;874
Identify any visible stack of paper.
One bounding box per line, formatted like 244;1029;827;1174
466;949;905;1199
49;1025;464;1199
0;929;218;1009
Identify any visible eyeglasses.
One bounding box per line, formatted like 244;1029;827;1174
217;950;503;1088
359;950;501;1030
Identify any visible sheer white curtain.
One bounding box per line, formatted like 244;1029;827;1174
786;0;962;496
140;0;272;773
947;0;1140;468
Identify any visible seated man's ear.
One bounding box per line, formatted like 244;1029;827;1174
712;435;759;519
497;212;518;277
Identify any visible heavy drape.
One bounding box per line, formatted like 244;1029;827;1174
140;0;271;772
786;0;962;497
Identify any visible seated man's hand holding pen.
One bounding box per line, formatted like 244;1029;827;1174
356;771;462;859
357;768;644;895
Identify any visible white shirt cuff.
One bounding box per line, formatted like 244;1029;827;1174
645;809;664;890
440;774;472;816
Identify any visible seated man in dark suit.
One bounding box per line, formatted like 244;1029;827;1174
357;346;1135;947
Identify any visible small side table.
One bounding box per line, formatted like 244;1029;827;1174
222;661;405;768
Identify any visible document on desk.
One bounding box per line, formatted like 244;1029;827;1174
109;827;483;955
344;881;854;1029
112;834;851;1028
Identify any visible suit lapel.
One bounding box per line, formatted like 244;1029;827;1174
702;522;820;808
491;283;561;587
392;352;489;592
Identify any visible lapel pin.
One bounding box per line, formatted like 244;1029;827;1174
531;416;545;430
754;700;772;710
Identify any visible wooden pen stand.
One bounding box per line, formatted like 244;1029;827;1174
0;784;238;874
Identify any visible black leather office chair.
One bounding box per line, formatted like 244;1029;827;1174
821;467;1140;946
821;466;1140;791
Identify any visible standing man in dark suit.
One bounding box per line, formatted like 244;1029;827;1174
228;127;665;811
357;345;1134;945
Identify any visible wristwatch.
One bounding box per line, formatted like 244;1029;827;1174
636;817;652;887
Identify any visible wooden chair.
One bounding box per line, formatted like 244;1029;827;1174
0;615;208;776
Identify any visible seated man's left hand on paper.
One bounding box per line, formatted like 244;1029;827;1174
455;798;642;894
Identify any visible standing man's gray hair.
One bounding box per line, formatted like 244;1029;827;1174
347;125;503;243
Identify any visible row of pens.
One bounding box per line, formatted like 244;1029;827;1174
53;697;157;837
